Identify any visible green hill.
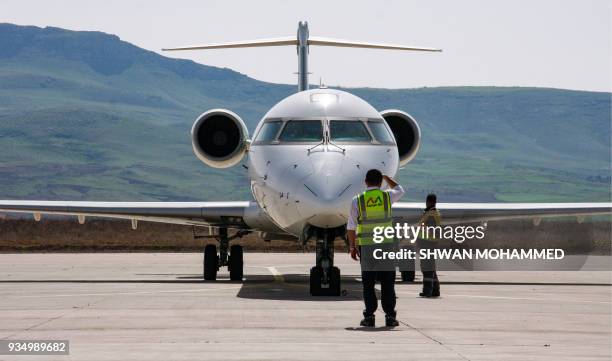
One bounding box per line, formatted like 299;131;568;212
0;23;609;202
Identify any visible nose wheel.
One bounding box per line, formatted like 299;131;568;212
202;227;247;281
309;228;342;296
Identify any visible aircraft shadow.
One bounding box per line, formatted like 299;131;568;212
235;274;365;301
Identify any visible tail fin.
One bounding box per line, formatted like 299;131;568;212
163;21;441;92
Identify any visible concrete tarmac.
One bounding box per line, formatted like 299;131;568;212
0;253;610;361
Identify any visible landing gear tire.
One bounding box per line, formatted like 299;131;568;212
310;266;341;296
308;226;344;296
401;271;415;282
329;266;341;295
309;266;322;295
229;244;243;281
203;244;218;281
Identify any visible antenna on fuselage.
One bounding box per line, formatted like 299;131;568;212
162;21;441;92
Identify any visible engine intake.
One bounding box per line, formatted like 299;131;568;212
380;110;421;166
191;109;249;168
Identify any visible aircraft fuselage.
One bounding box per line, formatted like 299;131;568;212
247;88;400;237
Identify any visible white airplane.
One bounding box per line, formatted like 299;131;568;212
0;22;610;295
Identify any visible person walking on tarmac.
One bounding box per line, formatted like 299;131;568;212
347;169;405;327
418;193;442;298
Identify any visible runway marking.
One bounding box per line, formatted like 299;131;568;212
1;286;242;299
444;293;612;304
266;267;285;283
393;290;611;304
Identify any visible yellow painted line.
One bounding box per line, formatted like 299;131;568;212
266;267;285;283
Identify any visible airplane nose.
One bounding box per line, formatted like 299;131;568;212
303;151;357;202
301;178;352;228
298;152;362;228
307;174;353;202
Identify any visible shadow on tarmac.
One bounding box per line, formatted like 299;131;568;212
235;274;364;301
345;326;402;332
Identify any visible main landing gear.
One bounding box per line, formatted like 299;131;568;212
201;227;249;281
308;226;344;296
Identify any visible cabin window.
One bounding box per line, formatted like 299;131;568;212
329;120;371;142
255;121;282;142
279;120;323;142
368;121;395;144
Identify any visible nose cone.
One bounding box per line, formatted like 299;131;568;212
309;174;353;202
299;152;362;228
301;178;354;228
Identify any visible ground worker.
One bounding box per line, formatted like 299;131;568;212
418;193;442;297
347;169;405;327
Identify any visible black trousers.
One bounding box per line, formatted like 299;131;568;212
361;270;396;318
401;241;440;294
421;268;439;295
419;239;440;295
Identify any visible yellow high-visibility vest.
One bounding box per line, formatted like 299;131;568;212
356;188;393;245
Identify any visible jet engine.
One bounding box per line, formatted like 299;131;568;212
380;109;421;166
191;109;250;168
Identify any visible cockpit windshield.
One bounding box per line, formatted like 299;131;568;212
279;120;323;142
368;121;395;144
329;120;371;142
255;121;282;142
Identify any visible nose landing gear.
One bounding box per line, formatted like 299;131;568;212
309;226;343;296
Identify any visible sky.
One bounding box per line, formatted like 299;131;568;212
2;0;611;92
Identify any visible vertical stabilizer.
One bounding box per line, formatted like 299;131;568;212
297;21;310;92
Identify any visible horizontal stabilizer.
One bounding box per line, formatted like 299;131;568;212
162;37;298;51
162;22;442;91
163;37;441;52
308;37;441;52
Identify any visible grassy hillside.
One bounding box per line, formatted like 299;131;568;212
0;23;610;202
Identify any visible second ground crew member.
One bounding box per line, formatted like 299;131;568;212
418;193;442;297
347;169;405;327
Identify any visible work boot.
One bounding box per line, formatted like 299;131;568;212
419;291;440;298
419;289;432;297
360;315;375;327
385;315;399;327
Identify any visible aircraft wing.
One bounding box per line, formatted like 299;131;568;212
392;202;612;224
0;200;254;229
